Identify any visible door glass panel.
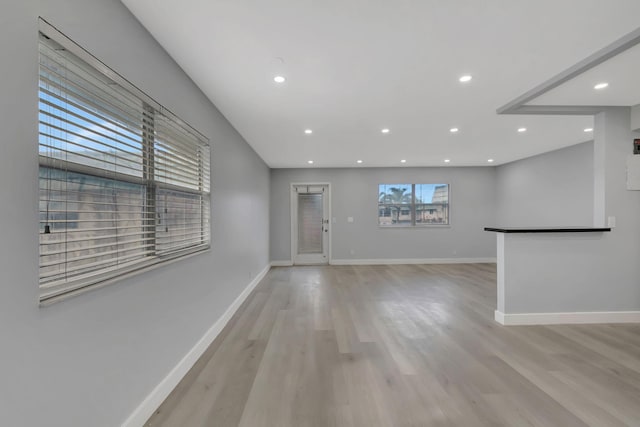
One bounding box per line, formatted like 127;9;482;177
298;193;323;254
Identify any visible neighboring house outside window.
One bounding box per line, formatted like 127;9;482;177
378;184;449;227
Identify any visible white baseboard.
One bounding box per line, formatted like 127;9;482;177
271;258;496;267
330;257;496;266
121;264;271;427
495;310;640;325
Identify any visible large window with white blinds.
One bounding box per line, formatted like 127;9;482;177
38;20;211;303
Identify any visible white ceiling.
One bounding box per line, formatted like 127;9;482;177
120;0;640;168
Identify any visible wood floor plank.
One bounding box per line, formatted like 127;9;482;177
145;264;640;427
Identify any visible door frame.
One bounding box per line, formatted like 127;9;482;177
290;182;331;265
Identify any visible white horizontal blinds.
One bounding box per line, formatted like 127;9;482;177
39;170;153;285
297;193;323;254
154;113;211;256
39;36;147;179
156;189;209;255
38;25;211;300
39;33;154;292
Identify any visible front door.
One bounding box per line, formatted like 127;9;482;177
292;184;329;264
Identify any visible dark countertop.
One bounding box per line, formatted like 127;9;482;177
484;227;612;233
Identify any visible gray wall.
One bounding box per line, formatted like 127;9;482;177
495;141;594;227
498;109;640;315
1;2;269;426
270;167;497;262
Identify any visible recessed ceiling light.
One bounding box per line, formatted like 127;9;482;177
444;159;451;163
304;129;313;134
584;128;593;132
381;128;390;134
594;82;608;90
450;127;459;133
400;159;407;163
459;75;472;83
488;159;494;163
274;75;286;83
356;160;363;164
307;160;313;164
517;127;527;133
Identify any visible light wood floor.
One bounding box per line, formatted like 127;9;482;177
145;264;640;427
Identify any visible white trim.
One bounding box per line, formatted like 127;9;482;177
330;257;496;265
270;260;293;267
121;264;271;427
494;310;640;325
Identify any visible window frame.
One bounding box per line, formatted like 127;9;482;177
38;18;211;304
378;183;450;228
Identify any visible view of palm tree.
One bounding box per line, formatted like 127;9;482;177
378;185;412;225
378;184;449;226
